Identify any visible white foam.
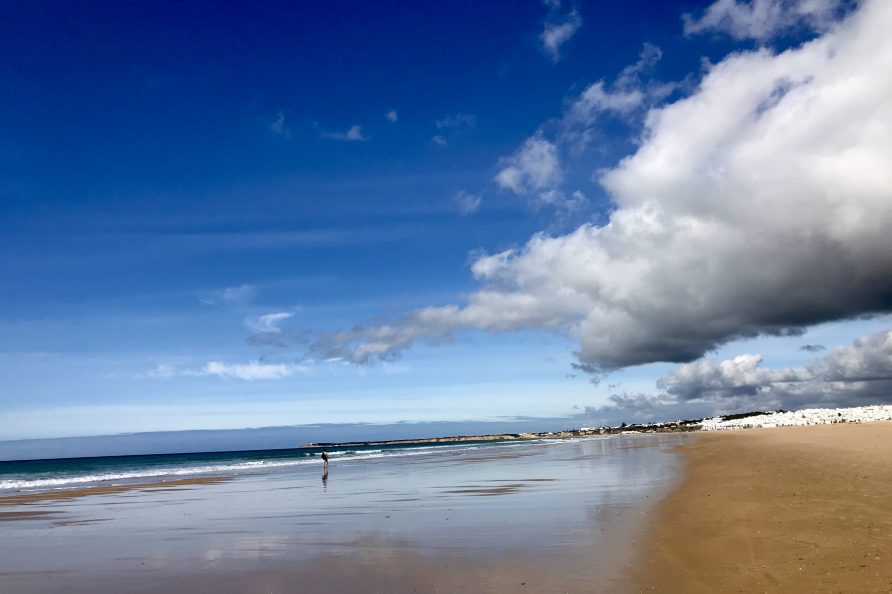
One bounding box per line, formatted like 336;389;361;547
0;458;320;491
0;441;516;493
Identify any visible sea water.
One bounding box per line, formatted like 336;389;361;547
0;434;691;593
0;439;509;493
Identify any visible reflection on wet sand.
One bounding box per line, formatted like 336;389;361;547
0;434;689;593
0;476;233;506
0;510;60;521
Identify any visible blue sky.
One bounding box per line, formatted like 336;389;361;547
3;0;892;447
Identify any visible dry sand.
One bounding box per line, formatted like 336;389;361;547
635;422;892;593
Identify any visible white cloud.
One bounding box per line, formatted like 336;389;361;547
321;125;368;142
145;363;179;380
566;82;644;121
432;135;448;147
435;114;476;129
540;6;583;63
496;43;668;210
495;133;562;196
319;0;892;375
244;312;294;334
202;360;304;381
683;0;846;41
588;326;892;422
199;284;257;307
561;43;665;134
146;359;307;381
812;328;892;382
386;110;398;122
658;353;810;400
270;111;290;138
453;190;482;215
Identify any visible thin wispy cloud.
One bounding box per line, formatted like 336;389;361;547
157;228;405;253
203;360;305;380
540;1;583;63
146;359;308;381
386;110;398;122
431;135;448;147
269;111;291;138
435;114;476;129
452;190;482;215
321;124;368;141
495;42;670;213
683;0;847;41
199;284;257;307
244;312;294;334
801;344;826;353
243;312;302;348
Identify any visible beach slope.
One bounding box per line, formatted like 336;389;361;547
636;422;892;592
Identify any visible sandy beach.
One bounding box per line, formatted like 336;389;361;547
0;476;233;508
0;435;687;593
5;424;891;592
635;422;892;593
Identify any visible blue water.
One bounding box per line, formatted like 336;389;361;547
0;434;690;593
0;439;514;492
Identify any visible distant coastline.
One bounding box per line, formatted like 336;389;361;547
307;404;892;448
305;420;702;448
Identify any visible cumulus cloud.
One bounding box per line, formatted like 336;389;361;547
321;125;368;141
683;0;848;41
593;392;681;420
317;0;892;374
586;326;892;423
658;353;811;401
494;133;563;196
813;328;892;383
453;190;482;215
497;42;670;211
540;2;583;63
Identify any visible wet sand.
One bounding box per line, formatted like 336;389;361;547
0;477;232;508
0;434;687;593
636;422;892;593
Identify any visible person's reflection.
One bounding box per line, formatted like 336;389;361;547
322;469;329;488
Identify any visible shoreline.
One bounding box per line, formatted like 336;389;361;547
634;421;892;592
305;423;700;448
0;476;231;508
8;422;892;590
0;434;683;593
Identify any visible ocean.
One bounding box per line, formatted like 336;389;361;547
1;433;691;592
0;438;539;493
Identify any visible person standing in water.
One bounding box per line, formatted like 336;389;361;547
321;451;329;476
